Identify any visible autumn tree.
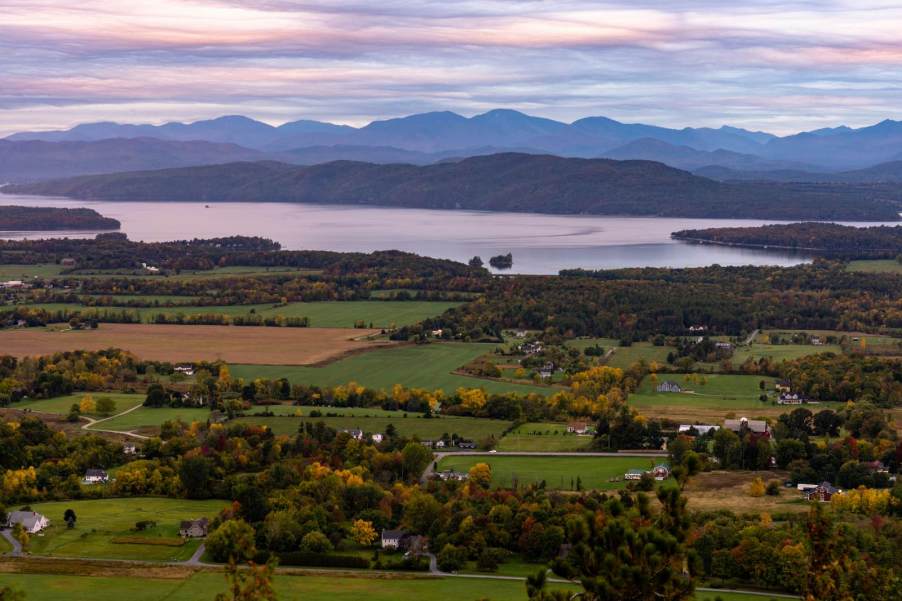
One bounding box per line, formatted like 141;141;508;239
350;519;377;546
95;396;116;416
207;519;257;563
468;462;492;489
79;394;96;414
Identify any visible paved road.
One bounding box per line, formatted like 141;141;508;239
743;329;760;346
422;450;667;483
0;528;22;557
185;543;206;566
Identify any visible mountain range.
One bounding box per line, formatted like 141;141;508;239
6;109;902;183
6;153;901;221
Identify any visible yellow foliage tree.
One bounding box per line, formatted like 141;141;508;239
457;388;487;412
79;394;96;414
468;462;493;489
349;519;378;546
748;477;766;498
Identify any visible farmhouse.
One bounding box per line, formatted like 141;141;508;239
370;433;384;444
678;424;719;436
381;529;408;550
724;417;769;436
6;511;49;534
656;381;682;393
805;482;842;502
624;469;645;481
778;393;805;405
123;442;138;455
436;470;469;481
775;380;792;393
340;428;364;440
567;421;591;435
179;517;209;538
84;468;109;484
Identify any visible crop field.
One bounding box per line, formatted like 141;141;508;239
846;259;902;274
23;498;228;561
235;413;512;441
0;323;389;364
0;572;583;601
605;342;674;369
496;423;593;451
90;407;211;432
14;393;144;416
437;455;654;490
629;374;775;410
24;300;460;328
230;343;547;395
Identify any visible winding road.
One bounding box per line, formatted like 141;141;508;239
81;401;149;439
0;529;22;557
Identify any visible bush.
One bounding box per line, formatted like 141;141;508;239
300;531;333;553
278;551;369;569
437;543;468;572
765;480;781;496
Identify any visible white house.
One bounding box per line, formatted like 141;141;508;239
678;424;719;436
370;433;384;444
84;468;109;484
381;529;407;550
624;469;645;480
6;511;49;534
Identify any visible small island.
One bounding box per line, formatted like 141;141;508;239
489;252;513;270
672;222;902;259
0;205;120;231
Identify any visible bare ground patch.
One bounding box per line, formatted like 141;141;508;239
0;323;395;365
684;470;810;515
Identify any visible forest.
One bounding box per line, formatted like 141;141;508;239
0;205;120;231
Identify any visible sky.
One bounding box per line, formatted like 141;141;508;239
2;0;902;137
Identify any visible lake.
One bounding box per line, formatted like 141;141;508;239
0;194;894;274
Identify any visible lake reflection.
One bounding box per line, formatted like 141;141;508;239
2;194;891;274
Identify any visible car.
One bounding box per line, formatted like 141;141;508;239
488;449;497;453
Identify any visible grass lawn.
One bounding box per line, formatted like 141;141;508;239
846;259;902;274
437;455;652;490
235;414;512;441
731;343;842;364
496;423;593;452
24;498;228;561
0;572;580;601
565;337;621;351
0;264;64;279
91;407;211;432
23;300;459;328
606;342;674;369
14;393;144;417
230;343;547;395
630;374;775;410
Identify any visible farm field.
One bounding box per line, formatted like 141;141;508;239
24;300;461;328
0;323;390;365
230;342;547;394
495;423;593;451
436;455;654;490
605;342;674;369
14;393;144;416
629;374;775;410
846;259;902;274
23;498;228;561
682;470;810;515
91;407;211;432
0;263;65;279
235;414;512;441
730;342;842;364
0;572;582;601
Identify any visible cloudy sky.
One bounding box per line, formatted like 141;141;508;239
2;0;902;136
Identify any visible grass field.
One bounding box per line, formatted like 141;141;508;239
23;498;228;561
606;342;674;369
235;413;512;441
496;423;593;452
25;300;460;329
436;455;654;490
91;407;211;432
0;264;65;279
15;393;144;417
629;374;775;410
730;342;842;364
846;259;902;274
0;323;389;365
230;343;547;395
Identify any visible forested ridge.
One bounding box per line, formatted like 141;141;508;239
0;205;120;231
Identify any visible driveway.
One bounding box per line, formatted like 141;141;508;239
1;528;22;557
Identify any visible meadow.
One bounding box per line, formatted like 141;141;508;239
235;413;512;441
846;259;902;274
91;407;211;432
436;455;654;490
14;393;144;417
605;342;675;369
629;374;775;410
730;342;842;364
0;263;64;279
25;300;460;328
23;498;228;561
230;342;547;394
495;423;593;452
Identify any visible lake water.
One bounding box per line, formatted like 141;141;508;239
1;194;894;274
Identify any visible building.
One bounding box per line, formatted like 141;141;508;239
381;529;408;549
436;470;468;481
678;424;719;436
656;381;682;393
567;421;590;435
724;417;769;436
863;460;890;474
0;280;26;289
651;464;671;480
179;518;209;538
457;440;477;449
805;482;841;503
6;511;50;533
778;393;804;405
624;469;645;481
60;257;76;267
84;468;109;484
123;442;138;455
341;428;364;440
174;365;195;376
370;433;384;444
775;380;792;393
715;342;733;350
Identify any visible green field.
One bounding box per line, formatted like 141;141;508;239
23;498;228;561
0;263;64;279
731;343;842;364
236;414;512;441
437;455;655;490
23;300;459;328
15;393;144;417
496;423;593;452
629;374;775;410
846;259;902;274
230;343;547;395
90;407;211;432
606;342;674;369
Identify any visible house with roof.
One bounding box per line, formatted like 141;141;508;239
84;468;109;484
567;421;593;435
6;511;49;534
724;417;770;437
678;424;719;436
778;393;805;405
123;442;138;455
650;464;671;480
179;517;209;538
341;428;364;441
805;482;841;502
381;529;408;550
624;469;645;481
457;440;476;449
656;381;682;393
370;433;384;444
435;470;469;482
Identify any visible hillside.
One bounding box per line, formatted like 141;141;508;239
6;154;901;221
0;205;120;231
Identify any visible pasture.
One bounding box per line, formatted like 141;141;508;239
23;498;228;561
25;300;460;329
91;407;211;432
496;423;593;452
0;264;64;279
436;455;652;490
846;259;902;274
730;342;842;364
14;393;144;417
629;374;774;410
235;413;512;441
230;342;547;394
0;323;390;365
605;342;674;369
